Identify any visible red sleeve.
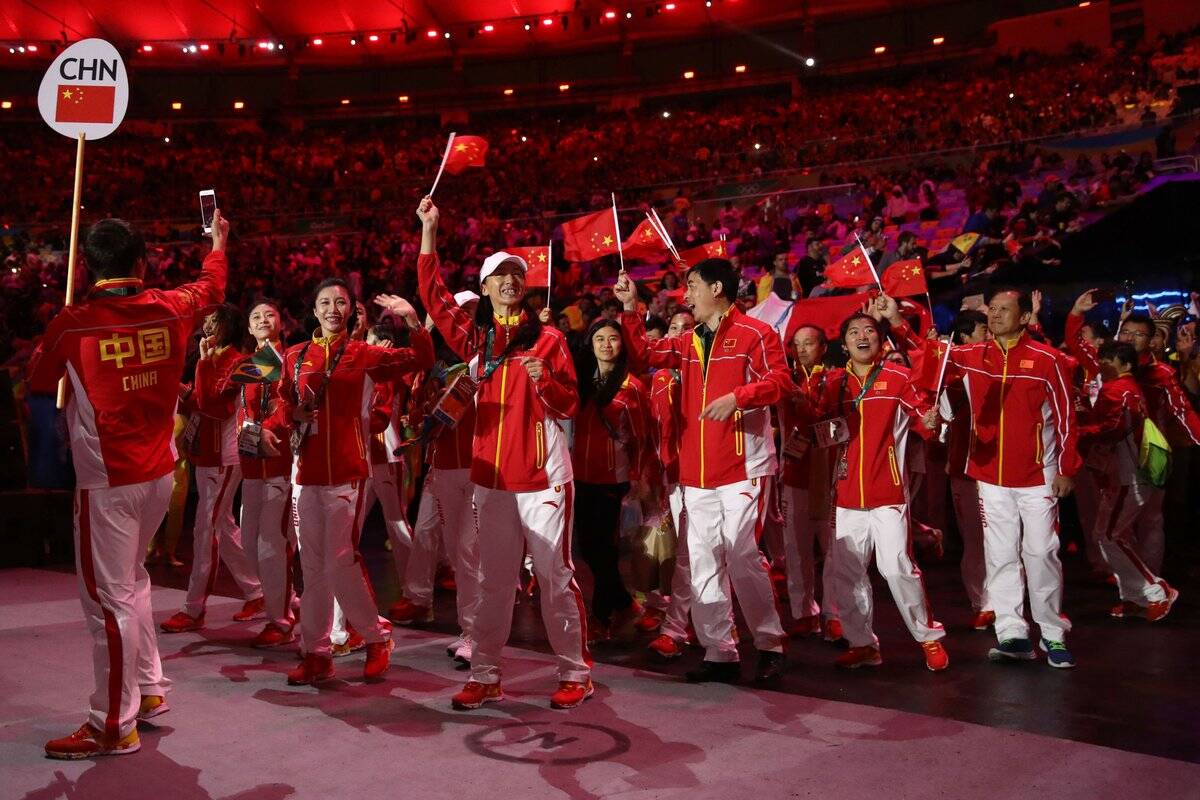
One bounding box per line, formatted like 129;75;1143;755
1078;383;1134;442
165;249;228;321
25;328;68;395
363;327;436;380
624;377;651;481
370;382;394;435
731;325;795;410
1145;364;1200;445
532;331;578;420
898;370;936;440
889;318;924;355
193;349;240;415
620;310;684;372
417;253;476;362
1047;354;1082;478
1064;313;1101;376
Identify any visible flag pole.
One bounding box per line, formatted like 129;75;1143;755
854;232;882;291
649;208;680;262
932;340;953;399
611;192;625;274
428;131;456;198
57;132;87;409
546;243;553;305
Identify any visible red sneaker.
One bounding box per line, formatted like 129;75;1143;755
823;618;845;643
287;653;335;686
647;633;684;659
436;564;457;593
1110;600;1146;619
634;607;665;634
971;610;996;630
921;641;950;672
160;611;204;633
363;638;395;681
252;623;296;648
451;681;504;710
388;598;434;625
788;615;822;638
332;630;366;658
232;597;266;622
835;646;882;669
550;679;594;709
1145;585;1179;623
45;723;139;760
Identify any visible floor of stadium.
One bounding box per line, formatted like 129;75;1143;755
3;510;1198;800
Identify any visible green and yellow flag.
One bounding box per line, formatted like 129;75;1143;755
229;345;283;384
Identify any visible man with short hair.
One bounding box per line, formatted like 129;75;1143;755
29;212;232;758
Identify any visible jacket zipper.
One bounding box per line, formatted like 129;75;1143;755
997;343;1009;485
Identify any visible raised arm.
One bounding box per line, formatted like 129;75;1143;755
1064;290;1102;376
614;272;684;371
167;209;230;321
413;198;476;361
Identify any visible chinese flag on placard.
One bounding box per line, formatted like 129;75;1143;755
443;135;488;175
507;246;551;287
621;218;670;260
55;85;116;124
674;240;728;266
562;210;620;262
824;246;876;289
881;258;928;297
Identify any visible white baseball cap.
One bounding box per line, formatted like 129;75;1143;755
479;251;528;284
453;290;480;306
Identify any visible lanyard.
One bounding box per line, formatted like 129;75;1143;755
480;320;524;382
838;361;885;412
292;335;349;443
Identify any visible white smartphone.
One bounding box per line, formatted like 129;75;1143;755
199;189;217;234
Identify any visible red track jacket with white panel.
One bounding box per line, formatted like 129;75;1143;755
1077;373;1148;487
572;374;650;485
621;307;794;490
189;344;243;468
216;343;293;481
26;251;228;489
648;368;682;486
369;378;412;466
269;330;433;487
945;332;1081;488
778;364;832;489
419;253;579;492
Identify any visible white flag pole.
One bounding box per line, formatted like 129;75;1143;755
611;192;625;274
649;208;680;262
854;232;883;290
428;131;456;198
932;340;953;399
546;243;553;301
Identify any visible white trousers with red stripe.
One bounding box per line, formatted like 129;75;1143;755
182;465;262;618
240;476;296;630
833;504;945;649
363;462;417;590
408;468;480;635
780;484;836;621
977;478;1070;643
658;483;695;643
295;481;390;657
470;483;590;684
681;478;784;663
1094;482;1168;604
75;475;174;739
950;476;988;613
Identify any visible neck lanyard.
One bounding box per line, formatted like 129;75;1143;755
294;334;349;407
480;318;523;381
838;361;885;411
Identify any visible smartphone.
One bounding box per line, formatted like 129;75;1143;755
199;189;217;234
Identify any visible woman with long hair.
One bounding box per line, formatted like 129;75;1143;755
405;196;592;711
572;319;650;642
161;304;264;633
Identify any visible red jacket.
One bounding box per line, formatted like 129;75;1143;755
572;374;650;485
26;251;227;489
189;344;243;468
419;253;578;491
621;307;794;489
410;361;477;472
946;332;1081;487
814;361;933;509
216;342;292;481
648;368;682;486
270;330;433;486
778;364;833;489
1078;373;1147;487
369;378;412;466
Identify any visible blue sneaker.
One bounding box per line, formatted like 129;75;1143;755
987;638;1036;661
1039;638;1076;669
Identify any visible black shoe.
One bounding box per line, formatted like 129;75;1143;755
754;651;785;684
685;660;740;684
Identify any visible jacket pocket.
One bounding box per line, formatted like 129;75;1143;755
534;421;545;470
353;423;365;461
1034;423;1044;465
887;446;901;486
733;410;744;457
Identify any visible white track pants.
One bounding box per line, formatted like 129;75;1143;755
978;479;1070;643
240;476;296;630
470;483;590;684
1094;483;1168;604
780;484;836;621
408;468;480;638
681;478;784;663
658;483;695;642
76;475;174;739
950;476;988;613
362;462;416;589
182;464;261;617
833;504;945;649
295;482;390;657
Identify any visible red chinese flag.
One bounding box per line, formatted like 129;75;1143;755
507;246;551;287
881;258;928;298
824;246;877;289
784;291;874;342
443;135;488;176
562;209;620;262
55;84;116;124
622;218;669;260
674;240;728;266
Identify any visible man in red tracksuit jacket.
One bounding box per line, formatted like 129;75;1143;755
28;212;231;758
940;287;1081;668
616;258;792;685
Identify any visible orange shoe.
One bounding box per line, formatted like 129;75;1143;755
971;610;996;630
136;695;170;721
788;615;822;638
363;638;395;681
921;641;950;672
823;618;845;643
1145;585;1179;623
287;653;335;686
160;611;203;633
550;679;594;709
634;607;665;634
45;723;139;760
451;681;504;710
388;597;434;625
331;630;366;658
252;623;296;649
232;597;266;622
835;645;882;669
647;633;684;659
